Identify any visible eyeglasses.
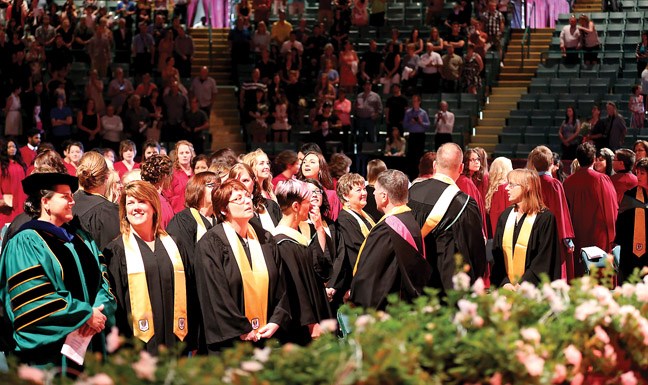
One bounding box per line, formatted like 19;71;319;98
229;193;252;205
469;158;480;163
310;189;323;196
507;182;521;189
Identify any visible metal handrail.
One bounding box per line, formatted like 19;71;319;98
521;1;535;67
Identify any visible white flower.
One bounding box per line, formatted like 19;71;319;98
520;328;541;345
574;300;601;321
131;351;158;382
518;281;541;300
452;272;471;291
354;314;375;332
636;283;648;302
522;354;545;377
550;279;570;293
319;319;338;333
621;283;636;298
105;326;121;354
253;347;272;363
241;361;264;372
492;295;511;320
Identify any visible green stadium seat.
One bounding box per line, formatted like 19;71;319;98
605;24;624;37
529;78;548;93
589;79;610;94
538;95;558;110
549;78;569;94
524;126;548;144
494;143;515;158
537;64;558;78
515;144;535;158
626;11;644;23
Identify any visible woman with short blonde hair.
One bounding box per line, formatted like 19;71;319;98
485;157;513;237
491;169;560;290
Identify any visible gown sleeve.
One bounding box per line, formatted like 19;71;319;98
79;230;117;328
1;231;93;350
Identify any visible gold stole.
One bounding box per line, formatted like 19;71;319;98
124;230;188;343
353;205;412;275
189;208;208;241
342;207;376;238
502;209;537;284
634;188;646;257
421;175;460;237
258;204;276;232
273;225;310;246
222;222;269;330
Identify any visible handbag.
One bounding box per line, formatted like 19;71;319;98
580;246;620;274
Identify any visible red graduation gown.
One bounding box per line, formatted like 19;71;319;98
610;172;638;204
539;173;575;280
563;168;618;277
457;175;488;237
488;183;510;238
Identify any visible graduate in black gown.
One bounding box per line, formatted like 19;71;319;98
193;180;290;353
329;173;376;302
167;171;218;256
72;151;121;250
104;181;197;355
616;158;648;282
272;179;331;345
229;163;282;232
491;169;560;288
350;170;431;310
408;143;486;292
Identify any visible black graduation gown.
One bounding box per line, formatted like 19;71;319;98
329;209;373;295
302;220;342;286
167;208;215;258
364;185;381;222
274;233;331;345
615;187;648;282
408;178;486;291
193;222;290;353
249;198;282;231
350;211;431;310
72;190;121;250
491;207;560;287
104;235;198;355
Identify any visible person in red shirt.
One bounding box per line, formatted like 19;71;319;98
564;143;618;278
528;146;576;280
611;148;638;203
19;129;41;167
113;140;140;179
272;150;300;188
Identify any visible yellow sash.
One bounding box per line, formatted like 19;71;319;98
421;181;461;238
124;230;188;343
222;222;269;331
342;207;376;238
189;208;208;242
502;209;537;284
273;225;310;247
634;188;646;257
353;205;412;275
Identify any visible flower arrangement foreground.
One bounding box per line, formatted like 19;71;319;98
5;270;648;385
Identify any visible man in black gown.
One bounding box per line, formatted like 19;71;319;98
408;143;486;292
350;170;431;310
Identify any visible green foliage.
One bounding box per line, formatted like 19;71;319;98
7;267;648;384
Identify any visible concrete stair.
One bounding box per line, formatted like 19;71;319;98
190;28;246;153
470;28;553;155
572;0;601;13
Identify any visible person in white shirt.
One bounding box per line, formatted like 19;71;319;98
101;104;124;152
560;15;581;65
280;31;304;55
419;42;443;94
190;66;219;117
433;101;455;150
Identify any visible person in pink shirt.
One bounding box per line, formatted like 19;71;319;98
140;154;174;229
333;89;352;149
113;140;140;179
165;140;195;213
272;150;300;188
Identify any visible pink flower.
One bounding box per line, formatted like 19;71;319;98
520;328;541;345
575;300;600;321
89;373;115;385
621;283;636;298
522;354;545;377
452;272;471;291
472;316;484;328
132;351;158;381
635;283;648;302
489;372;503;385
472;278;485;295
621;371;638;385
552;364;567;383
354;314;375;332
563;345;582;369
319;319;338;333
105;326;121;354
570;373;584;385
18;365;45;385
594;326;610;344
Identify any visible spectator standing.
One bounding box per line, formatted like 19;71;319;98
123;94;150;145
636;32;648;78
228;18;252;84
252;21;271;53
108;67;134;114
558;106;581;161
444;22;466;57
481;0;504;62
419;42;443;94
271;10;293;45
427;27;445;53
560;15;581;65
385;83;408;134
4;85;22;137
461;43;484;94
174;28;194;78
441;44;462;92
333;89;352;148
280;30;304;55
359;39;383;84
85;69;106;115
113;18;132;64
434;100;455;150
77;98;101;150
101;105;124;153
403;94;430;175
380;41;401;95
49;95;73;150
157;30;175;74
87;19;113;78
34;14;56;48
577;14;599;65
132;21;155;77
339;41;359;93
173;0;188;24
183;97;210;153
162;81;189;143
605;102;627;151
630;85;645;129
400;43;420;95
354;80;383;144
369;0;386;38
191;66;218;118
116;0;136;29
